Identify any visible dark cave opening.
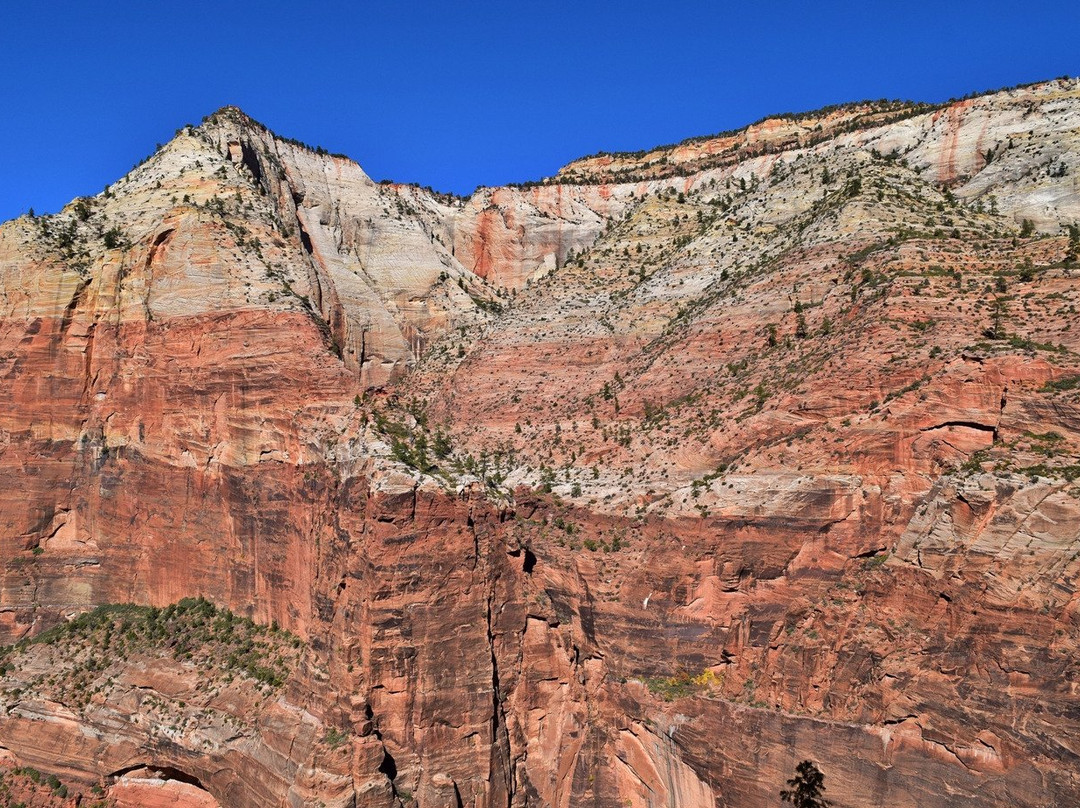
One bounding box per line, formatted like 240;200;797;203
523;548;537;574
379;749;398;781
108;764;207;791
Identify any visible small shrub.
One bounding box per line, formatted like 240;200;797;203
102;227;125;249
323;726;349;749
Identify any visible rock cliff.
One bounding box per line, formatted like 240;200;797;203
1;78;1080;807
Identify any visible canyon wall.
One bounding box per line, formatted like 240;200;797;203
1;79;1079;807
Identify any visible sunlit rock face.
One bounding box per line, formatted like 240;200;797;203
1;78;1080;807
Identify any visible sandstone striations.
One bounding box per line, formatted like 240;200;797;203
1;78;1080;807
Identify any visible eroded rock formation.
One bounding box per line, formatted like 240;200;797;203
1;78;1080;807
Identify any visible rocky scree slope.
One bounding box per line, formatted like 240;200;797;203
1;79;1080;807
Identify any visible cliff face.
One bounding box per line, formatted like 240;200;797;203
1;79;1080;808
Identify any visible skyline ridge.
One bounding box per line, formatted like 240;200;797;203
9;73;1077;226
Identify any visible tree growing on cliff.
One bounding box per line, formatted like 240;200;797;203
1065;223;1080;264
780;760;830;808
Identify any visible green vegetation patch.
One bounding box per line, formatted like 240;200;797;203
0;598;303;709
644;668;721;701
1018;464;1080;482
0;765;84;807
1042;375;1080;393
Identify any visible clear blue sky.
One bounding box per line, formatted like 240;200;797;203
2;1;1077;221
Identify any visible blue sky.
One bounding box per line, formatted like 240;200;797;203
2;1;1077;221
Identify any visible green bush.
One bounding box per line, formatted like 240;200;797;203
102;227;125;249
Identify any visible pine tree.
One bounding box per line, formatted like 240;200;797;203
780;760;830;808
1065;223;1080;264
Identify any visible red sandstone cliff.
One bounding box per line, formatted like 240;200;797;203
1;79;1080;807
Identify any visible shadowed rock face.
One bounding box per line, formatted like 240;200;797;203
2;79;1080;807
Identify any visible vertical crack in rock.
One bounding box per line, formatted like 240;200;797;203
483;526;513;808
59;277;90;336
369;711;401;802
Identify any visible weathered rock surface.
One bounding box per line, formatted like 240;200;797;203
1;78;1080;807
